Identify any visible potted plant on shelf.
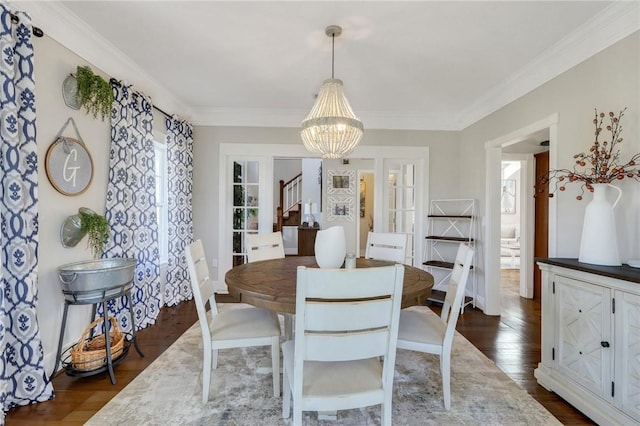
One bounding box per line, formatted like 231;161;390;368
79;208;111;258
74;65;114;121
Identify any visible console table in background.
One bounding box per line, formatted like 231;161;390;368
297;226;318;256
535;258;640;425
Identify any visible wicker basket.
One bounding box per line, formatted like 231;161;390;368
70;316;124;371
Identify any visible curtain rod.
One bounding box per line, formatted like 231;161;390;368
10;13;43;38
109;78;172;119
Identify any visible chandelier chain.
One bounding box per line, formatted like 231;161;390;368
331;33;335;79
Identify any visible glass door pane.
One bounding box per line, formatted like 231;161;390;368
232;160;260;267
385;162;416;265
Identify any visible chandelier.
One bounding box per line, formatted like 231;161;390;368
301;25;363;159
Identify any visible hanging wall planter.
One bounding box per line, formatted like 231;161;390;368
79;208;111;258
61;207;110;258
62;74;80;110
64;65;114;121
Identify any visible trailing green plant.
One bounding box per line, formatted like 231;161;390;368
75;65;114;121
79;210;111;258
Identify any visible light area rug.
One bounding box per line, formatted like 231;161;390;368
86;304;560;425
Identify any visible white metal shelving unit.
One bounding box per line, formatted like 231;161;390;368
423;199;476;309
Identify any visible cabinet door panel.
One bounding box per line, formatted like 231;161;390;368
617;291;640;421
556;275;611;399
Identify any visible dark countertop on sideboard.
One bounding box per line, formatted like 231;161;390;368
536;258;640;284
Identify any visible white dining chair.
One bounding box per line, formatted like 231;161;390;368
185;240;281;402
396;242;474;410
365;231;408;263
246;231;285;263
282;264;404;426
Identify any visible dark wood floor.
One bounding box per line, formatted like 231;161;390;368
6;269;594;425
457;269;593;425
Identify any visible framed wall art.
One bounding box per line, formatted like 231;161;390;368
327;169;355;195
328;196;354;221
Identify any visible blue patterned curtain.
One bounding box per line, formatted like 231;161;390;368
102;81;161;333
0;5;54;415
163;117;193;306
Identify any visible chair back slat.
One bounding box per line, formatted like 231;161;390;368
303;267;399;299
295;265;404;364
304;328;390;361
365;232;408;263
246;231;285;263
305;299;393;331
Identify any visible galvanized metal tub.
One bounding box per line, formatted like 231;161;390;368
58;258;137;303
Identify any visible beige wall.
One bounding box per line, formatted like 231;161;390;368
34;36;167;373
461;31;640;261
35;35;113;373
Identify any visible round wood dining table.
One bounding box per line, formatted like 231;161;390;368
224;256;434;315
226;256;434;420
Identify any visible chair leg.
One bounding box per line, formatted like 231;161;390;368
271;337;280;397
282;367;291;418
212;348;218;369
381;400;392;426
441;352;451;410
202;349;212;403
293;402;302;426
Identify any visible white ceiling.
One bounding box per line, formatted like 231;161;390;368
20;1;639;130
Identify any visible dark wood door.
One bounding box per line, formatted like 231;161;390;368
533;151;549;300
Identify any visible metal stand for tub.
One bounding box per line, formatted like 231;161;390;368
50;282;144;385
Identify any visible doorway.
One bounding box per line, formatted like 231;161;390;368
273;158;323;255
484;114;557;315
357;171;374;257
217;144;429;292
500;159;522;300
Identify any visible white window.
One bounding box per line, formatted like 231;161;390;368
154;140;168;264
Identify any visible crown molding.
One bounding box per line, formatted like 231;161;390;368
19;1;192;120
357;110;460;131
455;1;640;130
191;107;458;131
17;1;639;131
190;107;305;128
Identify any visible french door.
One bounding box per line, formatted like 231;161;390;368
218;144;428;292
231;160;261;267
383;160;418;265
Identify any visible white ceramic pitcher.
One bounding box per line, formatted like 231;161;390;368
314;226;346;268
578;183;622;266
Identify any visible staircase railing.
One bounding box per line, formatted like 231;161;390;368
276;172;302;231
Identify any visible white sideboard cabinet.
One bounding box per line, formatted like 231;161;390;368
535;259;640;425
